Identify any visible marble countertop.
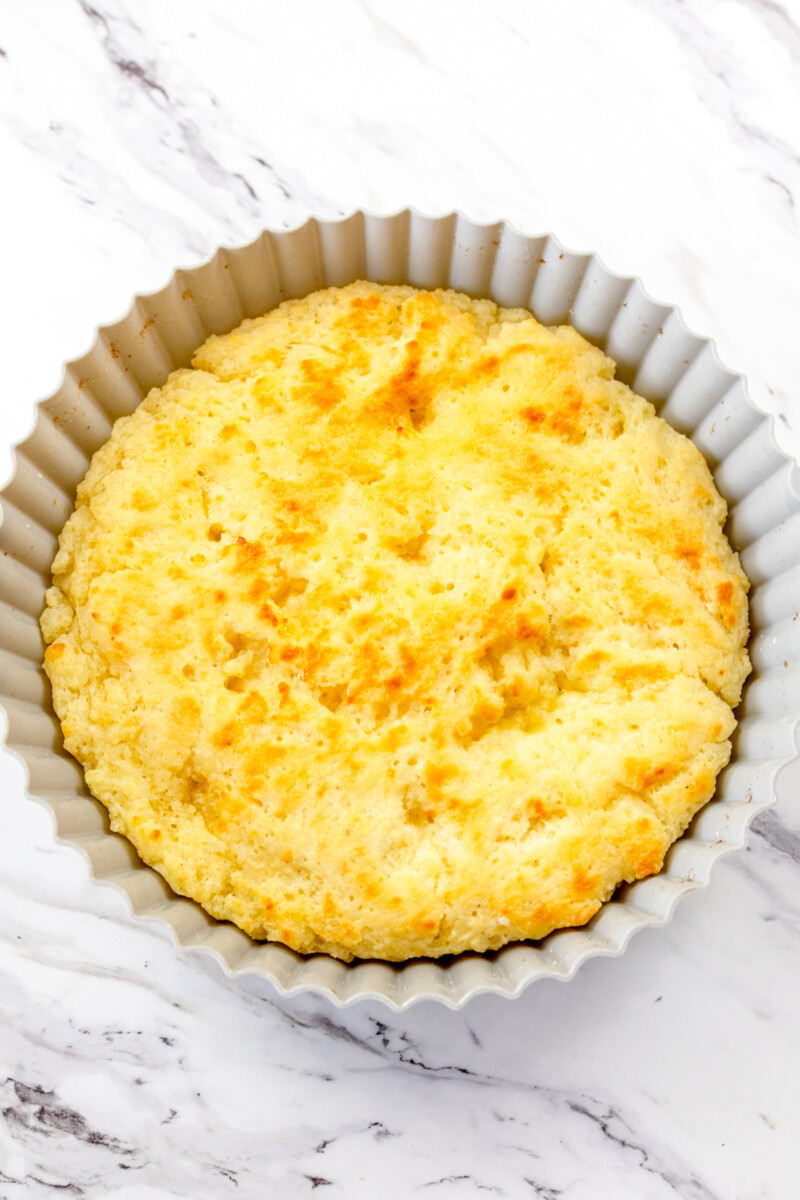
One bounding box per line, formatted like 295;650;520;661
1;2;800;1197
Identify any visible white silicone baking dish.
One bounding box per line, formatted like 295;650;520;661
1;211;798;1010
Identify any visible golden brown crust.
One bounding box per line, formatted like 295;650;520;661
41;282;750;960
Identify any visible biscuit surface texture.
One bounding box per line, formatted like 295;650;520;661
41;282;750;960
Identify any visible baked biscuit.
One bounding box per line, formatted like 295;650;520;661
41;282;750;960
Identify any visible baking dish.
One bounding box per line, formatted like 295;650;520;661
1;210;798;1009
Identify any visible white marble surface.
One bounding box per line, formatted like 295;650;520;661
1;2;800;1196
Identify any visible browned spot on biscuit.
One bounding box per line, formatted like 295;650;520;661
478;355;500;375
676;544;702;569
425;759;459;803
522;386;584;443
571;867;599;898
613;663;669;686
212;721;238;749
716;579;739;628
297;358;344;410
249;578;270;603
635;845;663;877
232;538;266;571
516;618;545;644
132;488;155;512
240;692;268;722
